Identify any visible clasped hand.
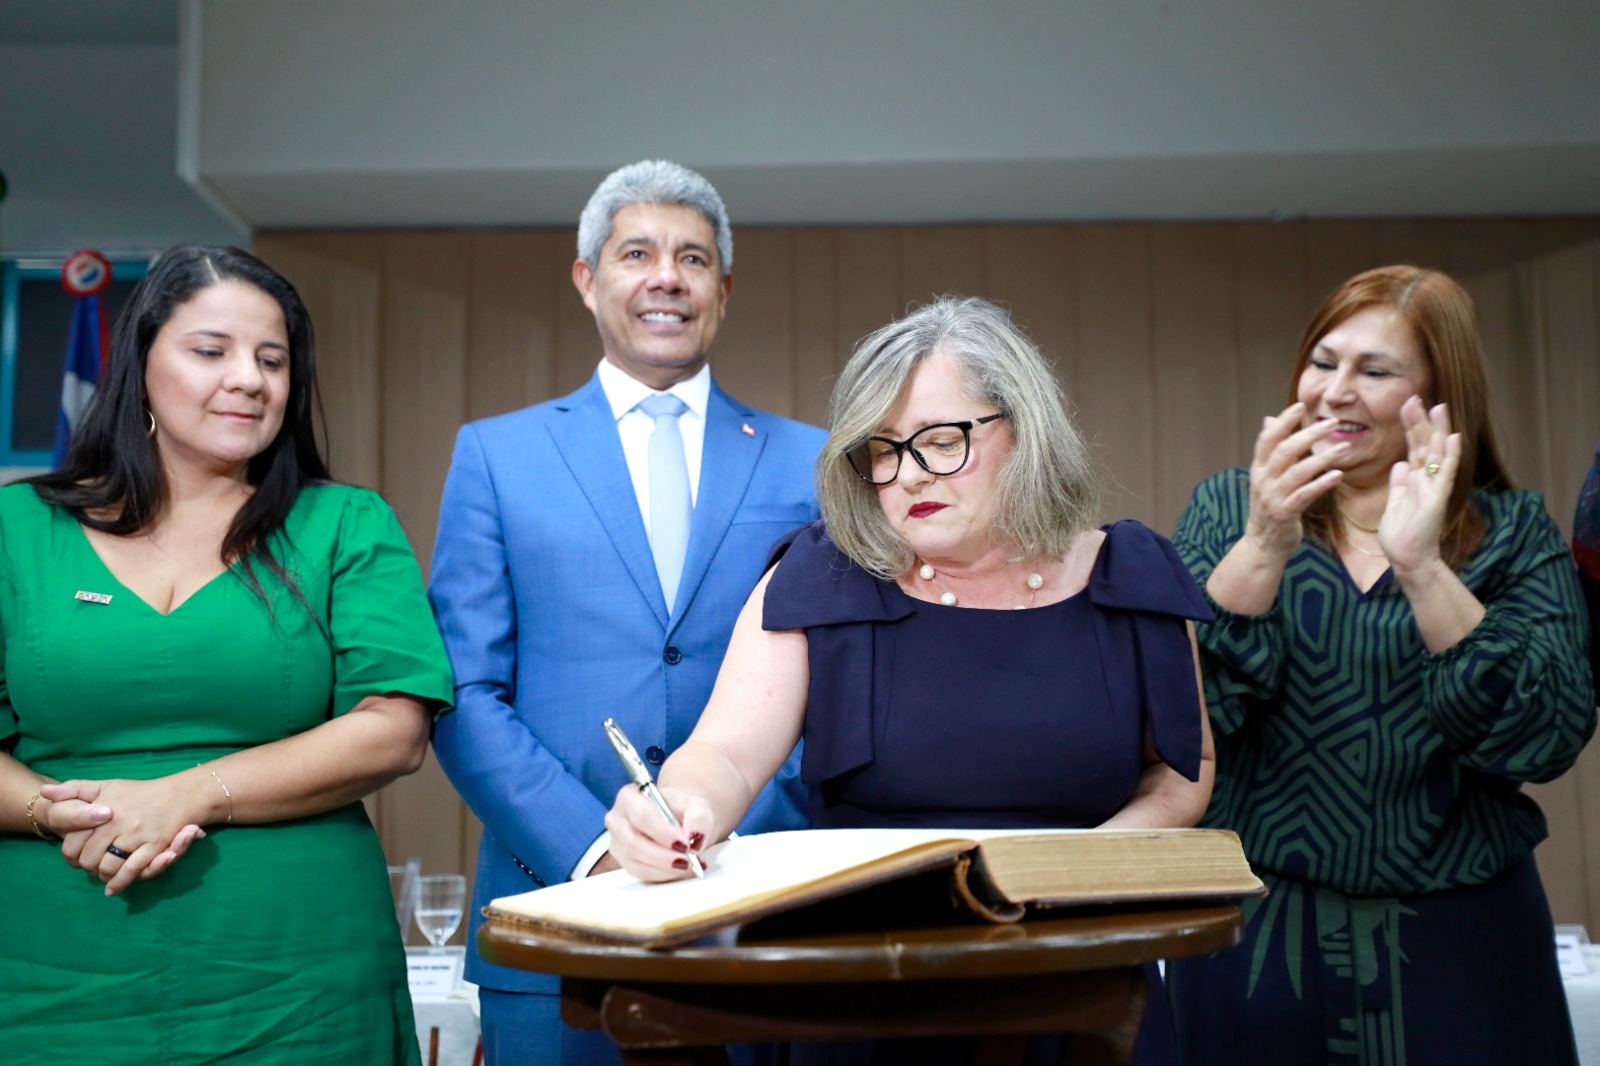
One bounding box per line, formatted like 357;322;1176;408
40;778;207;897
603;783;712;882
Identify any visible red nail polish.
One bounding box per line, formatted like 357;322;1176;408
672;841;688;854
688;832;705;850
672;857;689;870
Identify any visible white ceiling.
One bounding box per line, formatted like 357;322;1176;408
181;1;1600;230
12;0;1600;234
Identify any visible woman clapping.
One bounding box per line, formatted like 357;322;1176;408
1167;265;1593;1066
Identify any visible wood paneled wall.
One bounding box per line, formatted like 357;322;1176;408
256;218;1600;934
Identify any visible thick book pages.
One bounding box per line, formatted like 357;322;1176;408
485;827;1265;947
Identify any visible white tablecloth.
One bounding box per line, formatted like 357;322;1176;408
1568;945;1600;1066
414;986;479;1065
409;946;480;1066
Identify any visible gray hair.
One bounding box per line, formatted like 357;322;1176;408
818;296;1100;580
576;160;733;276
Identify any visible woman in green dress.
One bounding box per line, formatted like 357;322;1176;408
0;245;453;1063
1167;265;1593;1065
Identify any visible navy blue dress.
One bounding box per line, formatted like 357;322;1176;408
763;520;1213;1065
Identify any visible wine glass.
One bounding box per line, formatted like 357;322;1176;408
413;874;467;951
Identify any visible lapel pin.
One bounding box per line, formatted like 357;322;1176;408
74;590;113;605
741;423;756;437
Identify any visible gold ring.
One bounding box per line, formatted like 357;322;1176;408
1423;462;1441;478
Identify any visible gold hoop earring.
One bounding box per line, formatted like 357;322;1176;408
146;410;157;438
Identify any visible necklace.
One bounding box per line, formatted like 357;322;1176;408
1335;505;1380;534
1335;505;1387;558
917;561;1044;610
1344;539;1387;559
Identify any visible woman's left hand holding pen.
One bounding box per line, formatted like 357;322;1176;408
604;784;712;882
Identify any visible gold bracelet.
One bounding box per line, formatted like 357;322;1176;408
200;764;234;823
25;791;56;840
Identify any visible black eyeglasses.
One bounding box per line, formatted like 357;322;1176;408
845;414;1005;485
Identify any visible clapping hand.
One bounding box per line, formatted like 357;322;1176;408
42;778;207;897
1380;397;1461;573
1243;402;1349;558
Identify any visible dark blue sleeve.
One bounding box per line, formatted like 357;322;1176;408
1090;521;1214;782
763;521;910;631
761;522;912;784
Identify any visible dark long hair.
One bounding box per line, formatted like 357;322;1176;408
1289;265;1512;567
30;244;331;606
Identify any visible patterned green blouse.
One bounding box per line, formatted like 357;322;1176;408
1175;470;1596;896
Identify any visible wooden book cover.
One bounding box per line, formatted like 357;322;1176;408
484;827;1264;947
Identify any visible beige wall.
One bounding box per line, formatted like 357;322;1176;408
256;218;1600;935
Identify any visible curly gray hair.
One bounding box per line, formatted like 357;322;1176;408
576;160;733;276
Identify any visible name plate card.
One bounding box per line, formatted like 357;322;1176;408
406;947;465;996
1556;933;1590;978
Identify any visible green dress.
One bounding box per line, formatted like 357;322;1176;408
0;483;453;1065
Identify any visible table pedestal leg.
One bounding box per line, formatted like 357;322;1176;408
562;967;1146;1065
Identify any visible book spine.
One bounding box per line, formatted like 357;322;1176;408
950;854;1026;923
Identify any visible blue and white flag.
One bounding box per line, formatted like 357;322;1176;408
54;249;112;468
53;293;104;468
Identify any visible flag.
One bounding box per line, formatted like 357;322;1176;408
53;249;112;468
52;293;105;467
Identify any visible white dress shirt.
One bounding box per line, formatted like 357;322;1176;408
597;357;709;525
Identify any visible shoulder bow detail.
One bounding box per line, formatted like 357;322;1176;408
763;522;913;629
763;522;909;783
1088;521;1214;782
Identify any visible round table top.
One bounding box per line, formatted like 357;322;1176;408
480;905;1243;986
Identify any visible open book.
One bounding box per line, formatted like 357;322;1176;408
485;827;1265;947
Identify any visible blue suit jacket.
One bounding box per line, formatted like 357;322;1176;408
429;373;823;992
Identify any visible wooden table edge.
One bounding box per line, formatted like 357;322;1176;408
480;904;1243;985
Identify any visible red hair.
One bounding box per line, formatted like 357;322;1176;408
1291;265;1512;567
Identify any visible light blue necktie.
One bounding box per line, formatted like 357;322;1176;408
638;393;692;612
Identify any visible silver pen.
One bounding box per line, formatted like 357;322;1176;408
603;718;705;877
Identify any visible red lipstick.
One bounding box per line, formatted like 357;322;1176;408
908;502;947;518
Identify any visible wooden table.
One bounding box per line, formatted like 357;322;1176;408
480;904;1242;1065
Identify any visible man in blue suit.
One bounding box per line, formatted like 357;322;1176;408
429;160;823;1064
